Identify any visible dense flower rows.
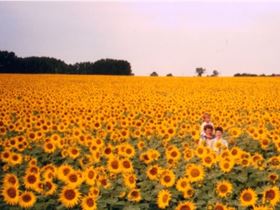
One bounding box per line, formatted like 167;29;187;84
0;75;280;210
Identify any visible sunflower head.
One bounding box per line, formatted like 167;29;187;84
157;189;171;209
239;188;257;207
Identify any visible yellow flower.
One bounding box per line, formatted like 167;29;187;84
43;141;56;153
120;158;134;173
185;164;205;183
160;169;176;187
219;159;234;173
107;157;122;174
19;191;36;209
59;186;81;208
176;177;190;192
24;173;40;190
239;188;257;207
84;167;97;186
43;180;57;195
123;173;137;189
2;185;19;205
127;188;141;202
65;171;83;187
216;180;233;198
81;195;97;210
157;189;171;209
262;186;280;207
175;201;196;210
146;164;162;181
3;173;19;188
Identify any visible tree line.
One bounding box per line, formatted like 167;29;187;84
233;73;279;77
0;50;133;75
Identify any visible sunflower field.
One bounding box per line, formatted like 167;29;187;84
0;74;280;210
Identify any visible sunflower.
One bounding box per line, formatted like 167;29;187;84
213;202;227;210
216;180;233;198
219;159;234;173
268;156;280;169
24;173;40;190
229;127;242;138
42;170;56;181
176;177;190;192
185;164;205;183
123;143;135;159
267;173;278;183
201;153;216;168
166;146;181;162
57;164;74;182
175;201;196;210
107;157;121;174
3;173;19;187
240;157;251;168
260;139;270;150
146;164;161;181
59;186;81;208
33;181;44;194
103;144;114;158
81;195;97;210
1;150;11;162
43;180;57;195
9;153;23;165
66;171;83;187
2;185;19;205
183;148;194;161
160;169;176;187
150;149;160;160
182;186;195;199
230;147;241;160
195;145;207;158
84;167;97;186
140;149;160;164
253;204;270;210
68;147;80;159
88;186;100;199
239;188;257;207
97;175;111;189
18;191;36;208
127;188;141;202
120;158;134;173
262;186;280;207
123;173;137;189
43;141;56;153
157;189;171;209
26;165;40;174
137;140;145;150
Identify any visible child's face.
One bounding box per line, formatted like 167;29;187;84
205;128;213;136
204;116;210;123
216;131;222;138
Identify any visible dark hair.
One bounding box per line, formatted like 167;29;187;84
203;124;213;131
215;126;223;133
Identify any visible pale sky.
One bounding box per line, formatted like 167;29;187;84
0;1;280;76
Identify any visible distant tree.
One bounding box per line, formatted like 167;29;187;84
166;73;173;77
195;67;206;77
211;70;219;77
0;50;133;75
150;72;158;77
90;59;132;75
234;73;258;77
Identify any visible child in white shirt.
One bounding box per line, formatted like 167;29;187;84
200;113;214;139
211;126;228;154
199;124;215;148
